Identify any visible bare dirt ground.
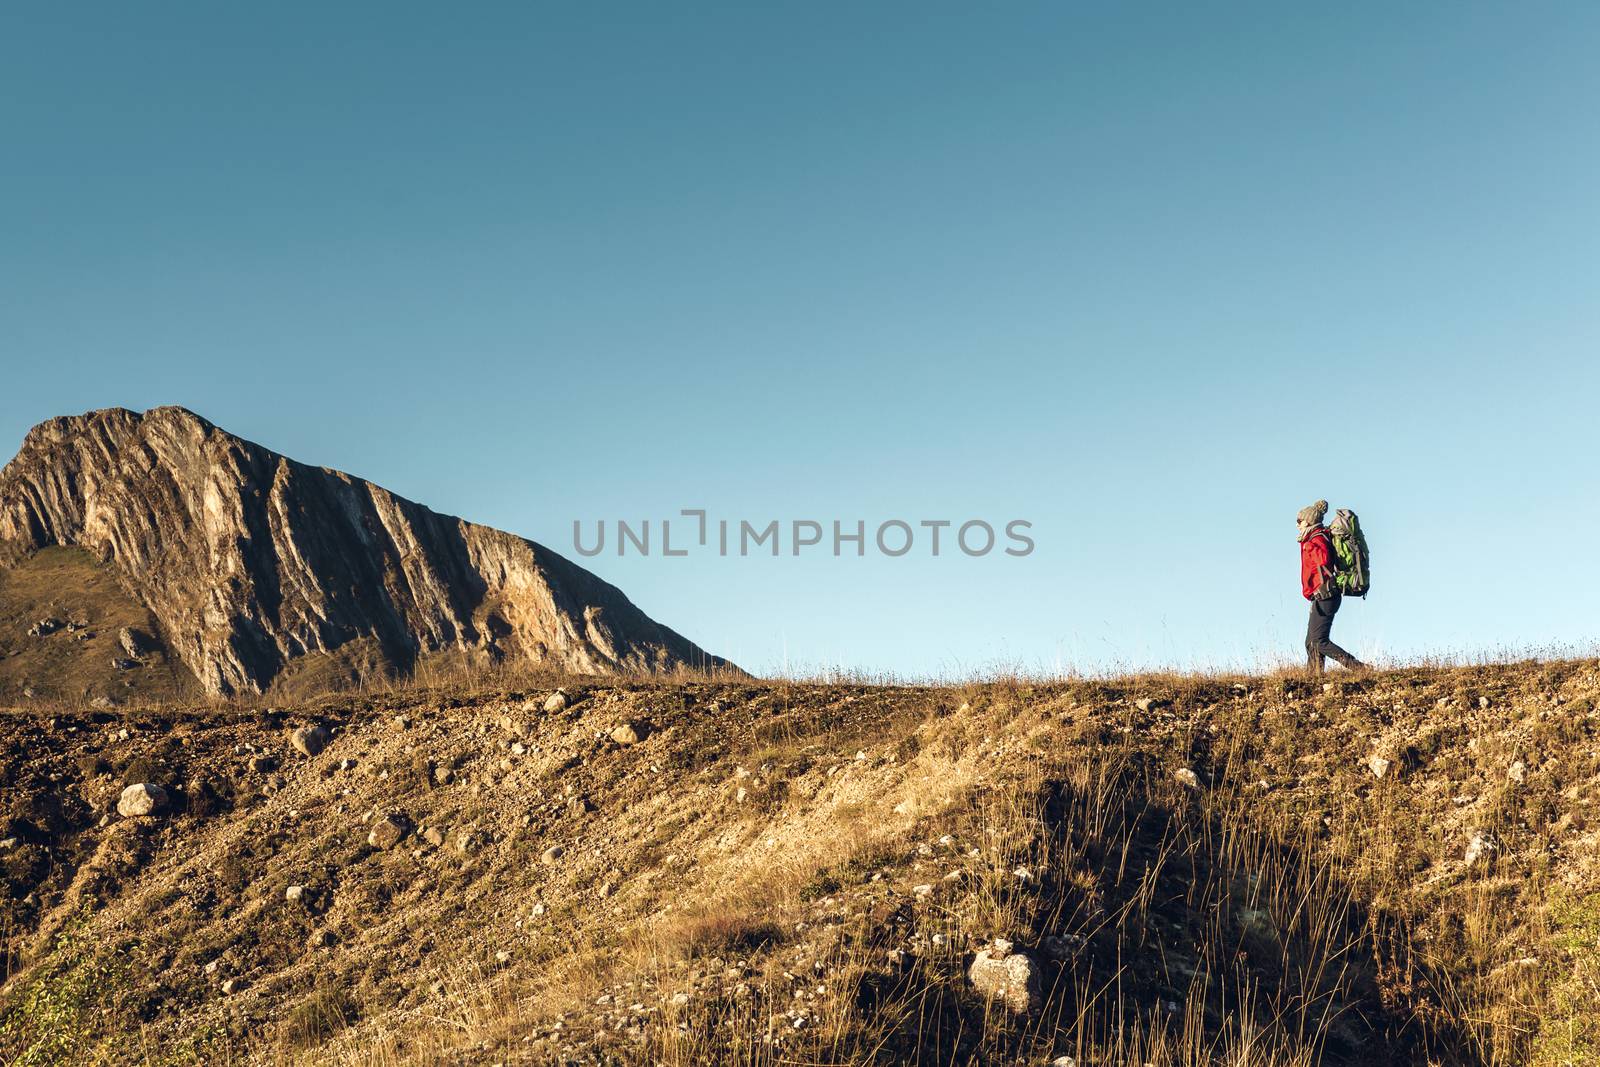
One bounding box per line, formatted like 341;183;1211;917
1;660;1597;1065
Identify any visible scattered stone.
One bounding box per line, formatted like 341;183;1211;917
422;826;446;848
597;881;615;899
221;978;243;995
541;844;565;864
90;696;119;710
1507;761;1527;785
1174;767;1201;790
367;813;411;849
968;940;1040;1014
290;725;330;757
21;687;35;699
27;617;63;637
308;929;333;948
543;690;569;713
118;627;155;657
455;830;476;854
610;722;649;746
1135;697;1167;712
117;782;168;818
286;884;307;903
1464;833;1497;866
110;657;139;671
1366;755;1393;779
912;884;934;899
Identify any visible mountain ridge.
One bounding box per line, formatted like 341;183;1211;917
0;406;726;696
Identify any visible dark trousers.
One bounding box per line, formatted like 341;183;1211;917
1306;592;1363;673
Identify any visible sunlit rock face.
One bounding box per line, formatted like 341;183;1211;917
0;406;726;695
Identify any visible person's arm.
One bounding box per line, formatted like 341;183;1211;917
1304;534;1335;599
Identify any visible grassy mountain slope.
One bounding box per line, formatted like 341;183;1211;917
0;546;198;705
1;660;1597;1066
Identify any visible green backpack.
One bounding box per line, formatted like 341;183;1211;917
1329;508;1371;597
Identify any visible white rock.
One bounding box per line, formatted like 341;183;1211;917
117;783;168;818
1367;755;1393;779
1173;768;1201;790
543;690;569;713
1464;833;1497;866
1507;761;1527;784
968;945;1040;1013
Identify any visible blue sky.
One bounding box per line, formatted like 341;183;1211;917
2;3;1596;677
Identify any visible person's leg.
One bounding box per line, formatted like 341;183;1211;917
1305;599;1330;674
1314;594;1365;670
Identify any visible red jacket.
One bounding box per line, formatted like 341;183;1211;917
1300;527;1335;600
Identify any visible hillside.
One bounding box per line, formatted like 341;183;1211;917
1;660;1597;1065
0;407;726;699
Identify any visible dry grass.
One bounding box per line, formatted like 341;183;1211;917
1;660;1597;1065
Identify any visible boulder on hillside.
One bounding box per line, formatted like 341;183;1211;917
290;725;330;757
117;782;168;818
367;813;410;849
968;939;1041;1014
611;721;650;746
118;626;156;657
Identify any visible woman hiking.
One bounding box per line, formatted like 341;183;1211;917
1298;499;1365;674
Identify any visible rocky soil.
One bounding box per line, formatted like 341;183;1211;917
0;660;1597;1065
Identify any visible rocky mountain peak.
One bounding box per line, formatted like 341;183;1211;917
0;406;724;696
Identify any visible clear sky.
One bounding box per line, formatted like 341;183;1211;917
3;3;1596;677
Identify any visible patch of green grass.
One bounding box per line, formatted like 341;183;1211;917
0;918;129;1067
1529;891;1600;1066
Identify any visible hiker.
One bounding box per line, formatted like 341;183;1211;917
1298;499;1365;674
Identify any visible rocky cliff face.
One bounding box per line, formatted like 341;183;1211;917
0;407;726;695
